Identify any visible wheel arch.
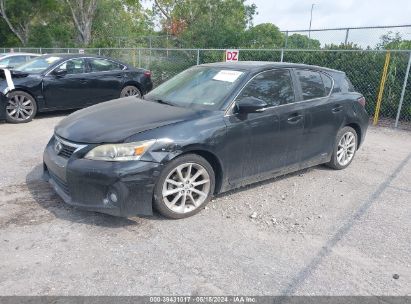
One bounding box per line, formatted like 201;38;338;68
7;88;37;104
121;81;142;94
179;149;224;195
344;122;362;148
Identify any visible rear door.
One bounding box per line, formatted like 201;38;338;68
85;58;125;104
294;69;345;165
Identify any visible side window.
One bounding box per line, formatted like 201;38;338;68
89;58;123;72
56;58;86;75
296;69;326;100
236;69;295;106
321;73;333;95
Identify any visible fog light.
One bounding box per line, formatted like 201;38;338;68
109;192;118;203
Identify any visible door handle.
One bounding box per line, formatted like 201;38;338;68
287;113;303;123
79;78;88;83
115;74;123;78
332;105;343;113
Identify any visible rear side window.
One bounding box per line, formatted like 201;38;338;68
342;76;355;92
296;69;326;100
237;69;295;106
89;58;124;72
321;73;333;95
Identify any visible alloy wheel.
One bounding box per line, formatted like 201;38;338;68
122;86;141;97
337;131;356;166
6;94;35;122
162;162;211;214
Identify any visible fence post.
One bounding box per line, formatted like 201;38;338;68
284;31;289;48
280;49;284;62
138;49;141;67
395;51;411;128
344;28;350;45
373;51;391;125
98;48;101;56
197;49;200;65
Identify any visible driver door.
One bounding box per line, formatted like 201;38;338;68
42;58;89;109
224;69;304;186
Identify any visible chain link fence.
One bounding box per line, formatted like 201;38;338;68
2;47;411;130
105;25;411;49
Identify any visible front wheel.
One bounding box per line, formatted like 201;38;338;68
153;154;215;219
6;91;37;123
327;126;358;170
120;85;141;98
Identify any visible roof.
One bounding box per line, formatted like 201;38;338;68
201;61;345;74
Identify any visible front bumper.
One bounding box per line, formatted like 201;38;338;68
43;137;163;217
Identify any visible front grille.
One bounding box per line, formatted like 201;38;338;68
49;171;70;196
54;136;85;159
59;143;76;159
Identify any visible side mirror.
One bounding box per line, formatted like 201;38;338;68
53;69;67;77
236;96;268;113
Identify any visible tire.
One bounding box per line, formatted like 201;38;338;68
120;85;141;98
5;91;37;123
327;126;358;170
153;154;215;219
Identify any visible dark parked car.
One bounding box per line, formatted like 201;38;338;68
0;54;152;123
43;62;368;219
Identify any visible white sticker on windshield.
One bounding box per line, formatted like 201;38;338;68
213;70;243;83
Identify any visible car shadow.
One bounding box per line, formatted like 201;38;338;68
26;164;139;228
26;162;327;225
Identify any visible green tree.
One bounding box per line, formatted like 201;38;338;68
243;23;284;48
152;0;257;48
377;31;411;50
0;0;56;45
91;0;153;47
286;33;320;49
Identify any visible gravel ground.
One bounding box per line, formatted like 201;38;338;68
0;113;410;296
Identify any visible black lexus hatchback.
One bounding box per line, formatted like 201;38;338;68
0;54;152;123
43;62;368;219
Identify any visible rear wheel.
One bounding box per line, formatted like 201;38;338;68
5;91;37;123
120;85;141;98
153;154;215;219
327;126;358;170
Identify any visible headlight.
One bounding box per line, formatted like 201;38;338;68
84;140;156;161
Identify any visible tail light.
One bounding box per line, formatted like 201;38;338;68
144;70;151;78
357;96;366;107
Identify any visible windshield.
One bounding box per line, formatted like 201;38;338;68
145;66;245;109
14;56;62;73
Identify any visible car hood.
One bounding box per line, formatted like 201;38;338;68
55;97;198;143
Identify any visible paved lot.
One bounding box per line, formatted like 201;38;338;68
0;113;410;296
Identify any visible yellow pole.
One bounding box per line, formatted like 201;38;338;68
373;51;391;125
